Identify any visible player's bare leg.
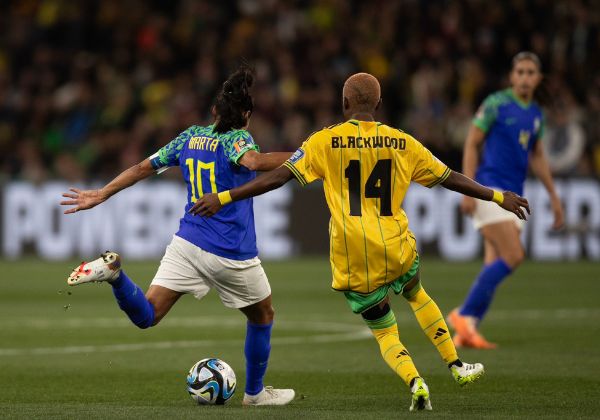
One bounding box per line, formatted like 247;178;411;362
483;237;499;265
145;285;183;326
482;221;524;268
449;220;523;348
239;294;274;325
239;295;295;406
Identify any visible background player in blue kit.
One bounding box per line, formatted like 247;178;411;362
447;52;565;349
60;66;295;405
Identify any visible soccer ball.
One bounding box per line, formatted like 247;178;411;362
186;358;236;405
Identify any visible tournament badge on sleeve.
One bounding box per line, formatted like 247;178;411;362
289;148;305;164
234;139;247;153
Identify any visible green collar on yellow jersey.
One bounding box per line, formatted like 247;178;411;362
347;119;383;126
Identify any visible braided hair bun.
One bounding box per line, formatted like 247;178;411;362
213;65;255;133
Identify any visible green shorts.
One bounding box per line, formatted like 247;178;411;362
343;256;421;314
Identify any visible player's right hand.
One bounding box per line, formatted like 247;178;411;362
499;192;531;220
60;188;106;214
460;196;476;216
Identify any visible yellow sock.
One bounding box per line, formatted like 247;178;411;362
404;284;459;365
365;309;420;386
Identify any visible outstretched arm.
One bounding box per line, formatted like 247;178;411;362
60;159;156;214
190;165;295;216
460;125;486;215
238;150;293;171
442;170;531;220
529;140;564;229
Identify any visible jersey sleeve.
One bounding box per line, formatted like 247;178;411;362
149;127;194;172
223;130;260;164
472;94;499;133
282;132;325;186
410;137;451;188
534;111;545;142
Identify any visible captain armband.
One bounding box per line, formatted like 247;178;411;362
148;152;169;175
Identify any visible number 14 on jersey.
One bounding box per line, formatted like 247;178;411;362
344;159;392;216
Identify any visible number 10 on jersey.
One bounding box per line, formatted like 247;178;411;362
186;158;217;202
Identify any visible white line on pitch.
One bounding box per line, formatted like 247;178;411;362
484;308;600;321
0;317;361;332
0;330;373;357
1;307;597;357
1;308;597;330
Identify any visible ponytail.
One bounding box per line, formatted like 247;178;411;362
213;65;255;133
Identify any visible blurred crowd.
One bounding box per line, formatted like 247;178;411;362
0;0;599;182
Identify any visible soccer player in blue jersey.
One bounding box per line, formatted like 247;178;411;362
447;52;565;349
60;66;295;405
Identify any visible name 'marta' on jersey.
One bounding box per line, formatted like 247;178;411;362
283;119;451;294
473;88;545;196
149;125;259;260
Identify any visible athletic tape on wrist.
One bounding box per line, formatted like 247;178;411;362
492;190;504;204
218;190;233;205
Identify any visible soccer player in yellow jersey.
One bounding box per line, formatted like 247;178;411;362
191;73;530;411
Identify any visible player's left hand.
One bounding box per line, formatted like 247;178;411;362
550;195;565;230
499;191;531;220
189;193;222;217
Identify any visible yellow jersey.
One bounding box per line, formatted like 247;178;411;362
283;119;450;293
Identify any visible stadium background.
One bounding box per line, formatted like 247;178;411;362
0;0;598;261
1;1;599;418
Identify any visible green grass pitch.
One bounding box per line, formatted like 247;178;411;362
0;257;599;419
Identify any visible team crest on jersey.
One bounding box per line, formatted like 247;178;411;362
234;139;248;153
289;148;305;164
519;130;531;150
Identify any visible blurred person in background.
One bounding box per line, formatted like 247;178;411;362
447;52;565;349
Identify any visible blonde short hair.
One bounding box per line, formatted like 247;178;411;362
343;72;381;112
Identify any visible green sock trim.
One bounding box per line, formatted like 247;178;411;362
413;299;432;313
365;310;397;330
435;336;451;347
394;359;412;372
402;280;423;299
383;343;405;360
422;317;443;331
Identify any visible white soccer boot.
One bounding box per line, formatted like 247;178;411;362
67;251;122;286
242;386;295;406
409;377;432;412
450;361;485;386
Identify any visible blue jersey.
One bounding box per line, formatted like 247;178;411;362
150;125;259;260
473;89;545;196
